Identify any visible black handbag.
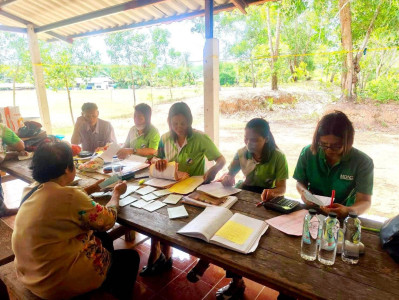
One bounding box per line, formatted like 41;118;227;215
380;215;399;263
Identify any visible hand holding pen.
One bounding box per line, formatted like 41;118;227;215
256;189;269;207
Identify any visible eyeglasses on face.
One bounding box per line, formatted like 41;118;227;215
318;142;343;151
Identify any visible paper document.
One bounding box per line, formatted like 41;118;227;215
99;143;121;163
215;221;254;245
131;199;154;208
304;190;331;206
145;178;176;188
163;194;182;204
141;193;159;201
99;174;119;189
120;185;140;198
197;182;241;198
136;186;157;195
119;196;137;207
169;176;204;194
142;200;166;212
266;209;308;236
168;206;188;219
124;154;147;163
153;189;172;197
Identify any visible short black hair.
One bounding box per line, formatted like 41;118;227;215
246;118;277;163
311;110;354;155
81;102;98;112
167;102;193;140
135;103;152;135
30;142;74;183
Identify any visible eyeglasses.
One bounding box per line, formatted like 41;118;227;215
318;142;343;151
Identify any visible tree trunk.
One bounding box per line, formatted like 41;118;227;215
267;6;280;91
272;73;278;90
330;72;336;83
129;67;136;106
250;59;256;88
65;77;74;125
12;76;16;107
339;0;354;100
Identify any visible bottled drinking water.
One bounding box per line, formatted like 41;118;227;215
112;155;122;177
342;212;361;264
301;209;319;261
318;212;340;265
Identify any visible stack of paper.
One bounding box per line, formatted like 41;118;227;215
168;206;188;219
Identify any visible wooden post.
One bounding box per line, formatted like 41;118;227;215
203;0;219;146
26;24;52;134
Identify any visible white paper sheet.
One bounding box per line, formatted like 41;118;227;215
266;209;308;236
197;182;241;198
131;199;154;208
136;186;157;195
168;206;189;219
163;194;182;204
304;190;332;206
124;154;147;163
142;200;166;212
145;178;176;188
141;193;159;201
153;189;172;197
119;196;138;207
120;185;140;198
99;143;121;163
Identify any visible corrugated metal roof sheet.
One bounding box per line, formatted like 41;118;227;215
0;0;270;41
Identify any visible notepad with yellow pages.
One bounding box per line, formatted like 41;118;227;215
178;206;268;254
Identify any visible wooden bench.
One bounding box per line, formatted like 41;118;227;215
0;219;14;267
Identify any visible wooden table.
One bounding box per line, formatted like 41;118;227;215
2;158;398;299
0;219;14;266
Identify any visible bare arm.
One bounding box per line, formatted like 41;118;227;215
117;147;157;159
321;193;371;218
71;116;85;145
203;155;226;183
7;140;25;152
106;181;127;209
296;181;315;206
262;179;286;201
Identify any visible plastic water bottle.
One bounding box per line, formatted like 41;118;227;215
342;212;361;264
318;212;340;265
301;209;319;261
112;155;122;177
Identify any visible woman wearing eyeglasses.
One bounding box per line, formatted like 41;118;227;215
293;111;374;218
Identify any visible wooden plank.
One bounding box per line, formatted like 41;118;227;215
232;0;247;14
0;220;14;266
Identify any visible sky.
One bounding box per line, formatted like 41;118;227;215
88;19;208;65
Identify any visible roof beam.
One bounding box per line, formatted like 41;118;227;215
231;0;247;14
0;24;26;33
0;0;18;8
0;9;72;43
35;0;167;33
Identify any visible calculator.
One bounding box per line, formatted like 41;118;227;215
263;196;300;213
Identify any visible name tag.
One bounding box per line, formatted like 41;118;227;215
340;174;354;180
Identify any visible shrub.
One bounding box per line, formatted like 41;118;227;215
364;75;399;102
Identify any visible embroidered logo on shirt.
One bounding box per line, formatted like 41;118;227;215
141;144;146;148
340;174;354;180
186;158;193;165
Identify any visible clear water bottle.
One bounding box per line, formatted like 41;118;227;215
301;209;319;261
318;212;340;265
342;212;361;264
112;155;122;177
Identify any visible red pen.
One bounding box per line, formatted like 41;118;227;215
330;190;335;208
256;190;269;207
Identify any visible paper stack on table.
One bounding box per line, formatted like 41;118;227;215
168;206;188;219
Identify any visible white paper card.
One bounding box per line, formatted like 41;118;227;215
131;200;154;208
153;189;172;197
119;196;138;207
163;194;182;204
124;154;147;163
304;190;331;206
141;193;159;201
145;178;176;188
197;182;241;198
142;200;166;212
168;206;189;219
136;186;157;195
120;185;140;198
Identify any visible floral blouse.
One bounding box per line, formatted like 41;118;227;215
12;182;117;299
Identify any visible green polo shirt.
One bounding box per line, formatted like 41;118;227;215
123;125;160;158
230;147;288;189
1;123;21;162
157;130;222;176
293;145;374;206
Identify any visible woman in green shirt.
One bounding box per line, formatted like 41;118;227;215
117;103;160;159
140;102;226;277
188;118;289;299
293;111;373;219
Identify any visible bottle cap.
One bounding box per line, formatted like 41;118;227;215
328;212;337;218
113;155;117;158
348;212;358;218
308;209;317;215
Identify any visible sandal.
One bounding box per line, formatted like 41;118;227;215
139;253;166;277
216;279;246;300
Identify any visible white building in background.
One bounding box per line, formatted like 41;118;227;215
75;77;114;90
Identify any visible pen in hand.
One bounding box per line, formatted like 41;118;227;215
256;190;269;207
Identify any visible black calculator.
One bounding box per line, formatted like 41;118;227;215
263;196;300;213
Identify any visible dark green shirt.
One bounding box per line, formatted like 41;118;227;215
293;145;373;206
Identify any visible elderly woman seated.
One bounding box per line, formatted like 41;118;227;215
12;141;139;300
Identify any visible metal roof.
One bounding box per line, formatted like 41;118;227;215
0;0;270;42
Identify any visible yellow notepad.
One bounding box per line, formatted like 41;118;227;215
169;176;204;194
215;220;254;245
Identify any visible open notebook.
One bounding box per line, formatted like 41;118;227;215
178;206;268;254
